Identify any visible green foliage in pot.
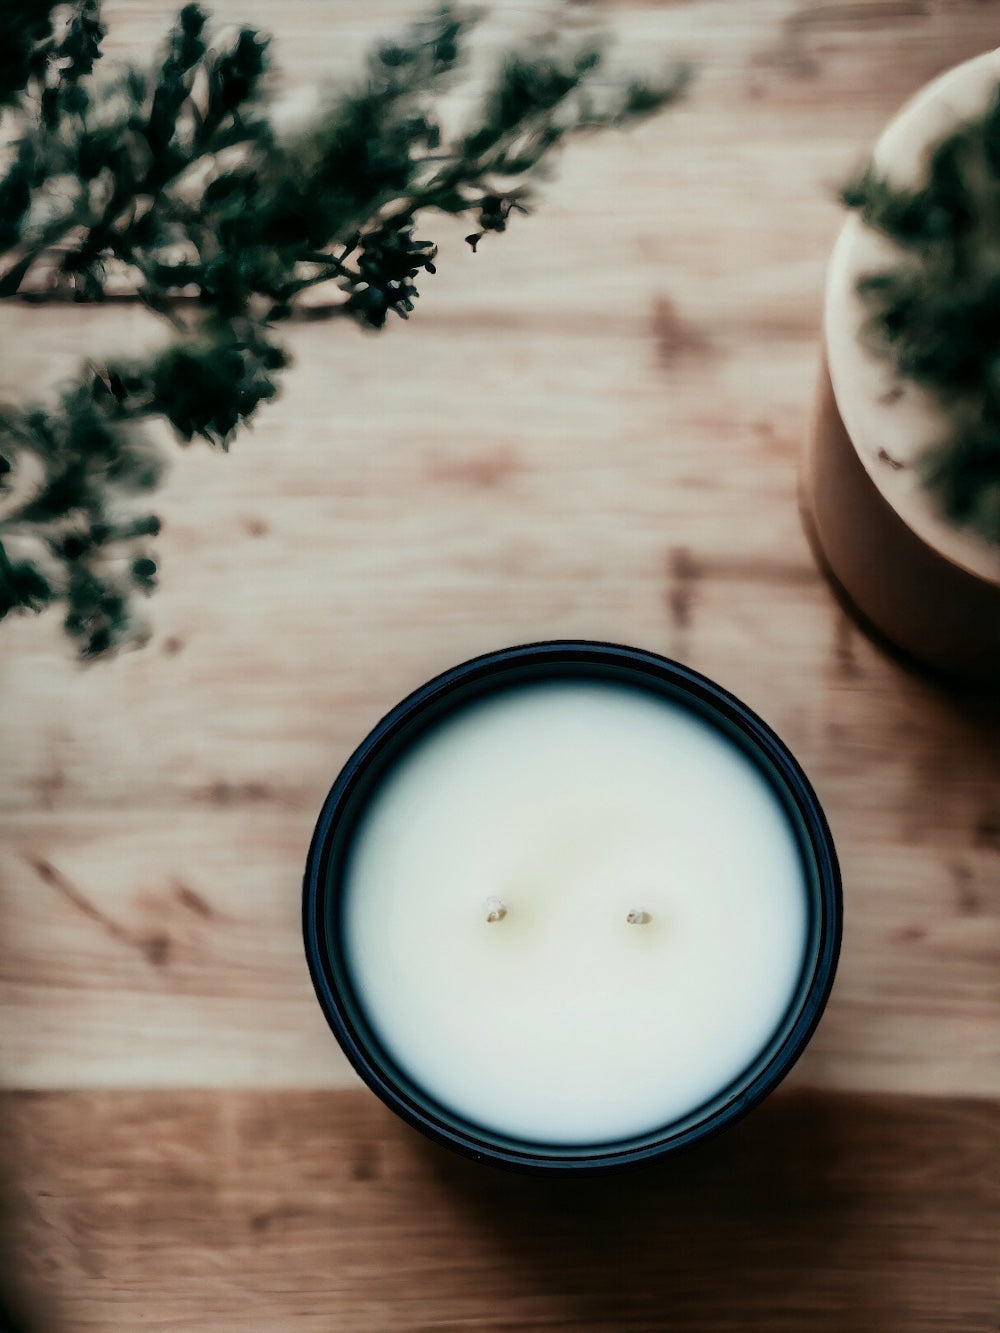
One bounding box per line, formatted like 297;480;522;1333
0;1;688;655
844;90;1000;546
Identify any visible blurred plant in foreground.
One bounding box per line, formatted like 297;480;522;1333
0;1;688;656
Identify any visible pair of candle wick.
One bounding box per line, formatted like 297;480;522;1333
484;898;651;925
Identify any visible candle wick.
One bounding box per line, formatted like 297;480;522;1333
485;897;508;923
626;910;651;925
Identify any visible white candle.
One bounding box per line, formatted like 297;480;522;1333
342;679;809;1146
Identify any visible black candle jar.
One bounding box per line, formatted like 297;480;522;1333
303;642;841;1174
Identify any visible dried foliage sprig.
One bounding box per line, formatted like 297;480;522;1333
0;2;688;654
844;89;1000;545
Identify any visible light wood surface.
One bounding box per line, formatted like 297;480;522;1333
1;1;998;1329
1;1089;998;1332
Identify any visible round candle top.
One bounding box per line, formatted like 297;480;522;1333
342;679;809;1146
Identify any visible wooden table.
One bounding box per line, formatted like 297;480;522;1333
1;2;998;1328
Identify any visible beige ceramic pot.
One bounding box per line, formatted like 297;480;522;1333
804;51;1000;688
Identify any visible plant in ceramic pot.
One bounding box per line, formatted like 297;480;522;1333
805;49;1000;687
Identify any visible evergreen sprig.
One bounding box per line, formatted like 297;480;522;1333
0;2;688;655
843;88;1000;544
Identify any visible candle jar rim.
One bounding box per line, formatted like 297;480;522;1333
303;640;842;1174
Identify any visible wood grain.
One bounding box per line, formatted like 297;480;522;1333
1;0;999;1326
0;1088;997;1333
2;0;999;1097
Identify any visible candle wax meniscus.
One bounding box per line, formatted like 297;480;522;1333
343;680;808;1146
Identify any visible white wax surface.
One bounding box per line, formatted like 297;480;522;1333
343;681;808;1145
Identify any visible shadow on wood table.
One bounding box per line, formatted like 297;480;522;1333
0;1087;995;1331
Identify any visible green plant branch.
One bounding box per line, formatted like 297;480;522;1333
0;1;689;655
